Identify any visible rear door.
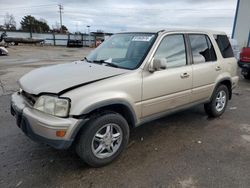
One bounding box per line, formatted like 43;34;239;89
142;34;192;117
188;34;221;102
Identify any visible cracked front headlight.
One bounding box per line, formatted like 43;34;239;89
34;95;70;117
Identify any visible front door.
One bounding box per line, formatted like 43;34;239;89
142;34;192;118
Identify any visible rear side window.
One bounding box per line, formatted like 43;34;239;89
189;34;217;64
215;35;234;58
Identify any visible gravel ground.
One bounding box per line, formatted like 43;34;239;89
0;45;250;188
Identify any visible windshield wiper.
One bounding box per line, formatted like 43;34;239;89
92;60;103;64
104;62;119;68
82;58;121;68
92;60;119;68
82;57;91;63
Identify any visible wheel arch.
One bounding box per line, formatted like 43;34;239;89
214;78;232;100
78;100;138;129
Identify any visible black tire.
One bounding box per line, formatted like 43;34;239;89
243;74;250;80
241;69;250;79
76;112;129;167
204;85;229;117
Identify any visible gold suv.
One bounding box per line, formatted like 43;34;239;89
11;29;239;167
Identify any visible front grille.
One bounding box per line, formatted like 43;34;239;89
21;90;37;106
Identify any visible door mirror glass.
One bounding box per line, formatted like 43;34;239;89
149;58;167;72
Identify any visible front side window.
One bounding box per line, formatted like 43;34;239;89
86;33;156;70
189;34;217;64
154;34;187;68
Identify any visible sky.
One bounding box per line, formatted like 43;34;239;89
0;0;237;35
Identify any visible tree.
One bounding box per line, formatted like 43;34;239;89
20;15;50;33
51;22;60;33
38;19;50;33
0;25;5;30
4;13;16;30
52;22;68;33
61;25;68;33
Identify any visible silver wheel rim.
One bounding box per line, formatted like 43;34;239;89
91;123;123;159
215;90;226;112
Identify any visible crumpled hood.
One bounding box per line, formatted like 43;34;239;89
19;61;129;95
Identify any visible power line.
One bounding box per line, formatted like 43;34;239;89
0;4;57;11
64;6;234;11
0;3;235;12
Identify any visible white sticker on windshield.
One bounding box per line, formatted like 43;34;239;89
132;35;154;42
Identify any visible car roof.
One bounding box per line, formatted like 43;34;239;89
118;28;226;35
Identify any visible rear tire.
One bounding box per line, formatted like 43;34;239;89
76;112;129;167
243;74;250;80
241;69;250;79
204;85;229;117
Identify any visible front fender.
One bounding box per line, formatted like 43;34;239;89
68;91;140;123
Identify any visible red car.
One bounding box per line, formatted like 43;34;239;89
238;47;250;79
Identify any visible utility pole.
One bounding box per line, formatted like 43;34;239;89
29;17;32;38
58;4;63;33
87;25;90;47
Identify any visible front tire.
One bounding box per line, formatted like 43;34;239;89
204;85;229;117
76;112;129;167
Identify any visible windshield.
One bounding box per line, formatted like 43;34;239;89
86;33;157;70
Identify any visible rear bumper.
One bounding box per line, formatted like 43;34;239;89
231;76;239;90
11;92;87;149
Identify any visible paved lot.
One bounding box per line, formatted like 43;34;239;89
0;46;250;188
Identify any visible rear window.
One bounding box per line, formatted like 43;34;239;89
214;35;234;58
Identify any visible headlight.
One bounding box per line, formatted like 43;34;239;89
34;95;70;117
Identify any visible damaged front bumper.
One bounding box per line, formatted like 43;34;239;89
10;92;87;149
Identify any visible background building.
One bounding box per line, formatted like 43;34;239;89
0;30;112;47
232;0;250;48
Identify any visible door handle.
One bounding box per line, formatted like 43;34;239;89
180;72;190;79
215;66;221;71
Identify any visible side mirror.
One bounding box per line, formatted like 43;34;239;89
149;58;167;72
